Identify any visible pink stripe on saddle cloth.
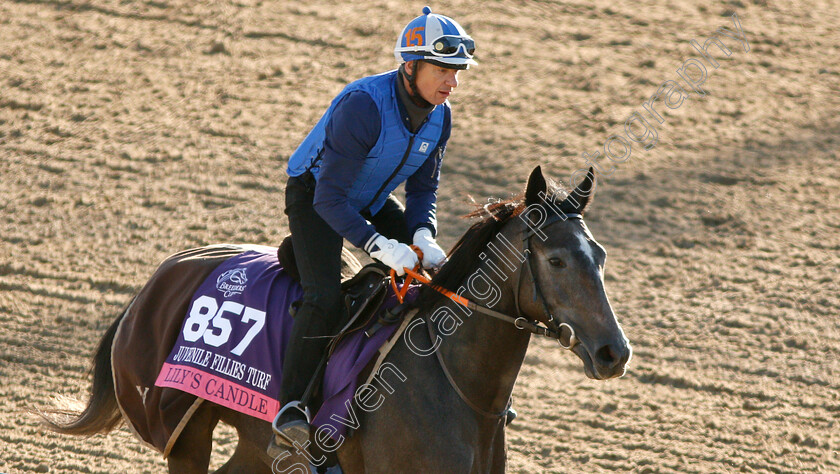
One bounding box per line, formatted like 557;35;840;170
155;362;279;421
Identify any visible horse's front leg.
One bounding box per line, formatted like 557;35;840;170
488;424;507;474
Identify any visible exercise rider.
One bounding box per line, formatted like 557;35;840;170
269;6;477;457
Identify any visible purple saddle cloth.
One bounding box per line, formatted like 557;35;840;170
155;249;416;440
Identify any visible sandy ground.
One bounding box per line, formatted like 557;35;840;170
1;0;839;472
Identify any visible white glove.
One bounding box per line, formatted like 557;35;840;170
364;233;419;276
413;228;448;271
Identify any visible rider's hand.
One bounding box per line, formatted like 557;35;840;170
364;233;419;276
413;228;447;271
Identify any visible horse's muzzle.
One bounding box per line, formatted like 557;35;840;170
591;340;632;379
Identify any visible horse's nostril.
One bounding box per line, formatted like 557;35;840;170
595;344;618;368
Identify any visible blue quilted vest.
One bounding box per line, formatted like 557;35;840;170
286;70;445;215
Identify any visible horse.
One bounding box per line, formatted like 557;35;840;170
42;166;631;473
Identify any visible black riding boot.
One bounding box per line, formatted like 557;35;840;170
270;174;344;456
270;178;412;457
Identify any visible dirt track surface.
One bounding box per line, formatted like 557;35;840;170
2;0;839;472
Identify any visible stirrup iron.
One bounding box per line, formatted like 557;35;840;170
268;401;312;458
271;400;312;435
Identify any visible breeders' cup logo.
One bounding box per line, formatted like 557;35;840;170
216;268;247;297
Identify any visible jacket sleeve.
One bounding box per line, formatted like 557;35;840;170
312;91;382;248
404;104;451;238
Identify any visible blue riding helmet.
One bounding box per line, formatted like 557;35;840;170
394;6;477;70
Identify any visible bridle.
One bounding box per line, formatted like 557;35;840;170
393;210;584;418
397;211;582;346
512;211;582;350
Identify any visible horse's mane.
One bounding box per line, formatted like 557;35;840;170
411;172;588;314
413;196;526;314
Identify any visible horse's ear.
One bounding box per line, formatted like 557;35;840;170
525;166;547;205
560;167;596;215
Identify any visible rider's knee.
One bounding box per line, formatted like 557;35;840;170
302;288;341;314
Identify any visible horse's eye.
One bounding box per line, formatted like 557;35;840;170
549;258;566;268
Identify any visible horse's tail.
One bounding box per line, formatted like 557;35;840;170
39;299;131;435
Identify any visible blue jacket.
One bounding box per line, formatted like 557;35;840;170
287;70;450;248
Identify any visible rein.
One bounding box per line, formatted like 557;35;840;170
389;212;583;419
395;267;570;342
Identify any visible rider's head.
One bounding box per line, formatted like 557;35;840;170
395;6;476;106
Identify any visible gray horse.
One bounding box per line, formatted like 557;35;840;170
43;166;631;473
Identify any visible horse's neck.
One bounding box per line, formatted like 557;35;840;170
434;225;532;414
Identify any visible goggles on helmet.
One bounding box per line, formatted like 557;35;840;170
430;36;476;57
396;35;476;60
